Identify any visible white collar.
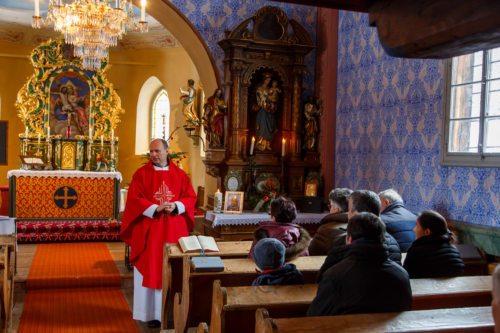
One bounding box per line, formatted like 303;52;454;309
153;164;169;171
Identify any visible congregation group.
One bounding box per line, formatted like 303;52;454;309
246;188;500;321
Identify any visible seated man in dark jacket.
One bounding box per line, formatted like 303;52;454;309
378;189;417;252
307;212;412;316
316;190;402;282
308;187;352;255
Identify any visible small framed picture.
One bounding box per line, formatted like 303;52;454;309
224;191;244;214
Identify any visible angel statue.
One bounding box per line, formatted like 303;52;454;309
180;79;200;128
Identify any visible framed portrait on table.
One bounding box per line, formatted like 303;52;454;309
224;191;244;214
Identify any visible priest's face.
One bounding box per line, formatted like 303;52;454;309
149;139;168;167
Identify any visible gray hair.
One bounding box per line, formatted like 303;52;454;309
494;265;500;300
378;188;403;204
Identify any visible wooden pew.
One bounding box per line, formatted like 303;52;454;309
174;255;326;333
0;235;16;333
254;307;494;333
208;275;492;333
161;240;252;330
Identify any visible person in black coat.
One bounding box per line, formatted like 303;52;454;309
307;212;412;316
308;188;352;255
317;190;402;282
403;210;464;278
379;189;417;252
252;237;304;286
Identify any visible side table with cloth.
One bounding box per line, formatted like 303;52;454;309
203;211;327;241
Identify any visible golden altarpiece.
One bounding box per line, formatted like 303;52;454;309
16;38;121;172
203;7;321;210
9;38;122;221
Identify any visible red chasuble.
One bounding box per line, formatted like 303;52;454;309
120;161;197;289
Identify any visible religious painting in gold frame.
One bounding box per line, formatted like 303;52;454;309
224;191;244;214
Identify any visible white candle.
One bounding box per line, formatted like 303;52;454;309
25;127;28;138
100;135;104;147
34;0;40;16
47;126;50;140
249;136;255;155
215;189;222;212
111;129;114;142
89;127;93;140
140;0;146;21
281;138;286;157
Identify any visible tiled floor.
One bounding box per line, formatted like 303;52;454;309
10;242;161;333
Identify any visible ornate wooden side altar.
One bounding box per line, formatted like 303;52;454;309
202;211;327;241
202;7;322;210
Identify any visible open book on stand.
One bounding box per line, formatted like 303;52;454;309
178;235;220;254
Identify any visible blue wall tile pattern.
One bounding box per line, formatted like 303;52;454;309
336;12;499;227
169;0;317;96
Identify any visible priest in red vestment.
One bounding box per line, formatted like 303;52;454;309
120;138;197;326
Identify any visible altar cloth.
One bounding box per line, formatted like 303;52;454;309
205;211;327;227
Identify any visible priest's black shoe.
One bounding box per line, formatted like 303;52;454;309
146;320;161;328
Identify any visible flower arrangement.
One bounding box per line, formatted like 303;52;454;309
252;190;278;213
168;151;187;167
250;173;281;213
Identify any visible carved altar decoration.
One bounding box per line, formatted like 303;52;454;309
204;6;320;206
15;38;122;171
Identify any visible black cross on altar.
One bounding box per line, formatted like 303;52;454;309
154;181;174;204
54;186;78;209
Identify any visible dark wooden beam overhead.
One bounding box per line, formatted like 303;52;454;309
272;0;500;58
270;0;372;12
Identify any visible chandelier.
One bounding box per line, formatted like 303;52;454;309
32;0;148;70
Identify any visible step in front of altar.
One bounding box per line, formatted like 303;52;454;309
16;219;122;243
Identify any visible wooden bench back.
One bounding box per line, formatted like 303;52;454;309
0;235;16;333
254;306;494;333
174;255;326;333
161;241;252;330
209;275;492;333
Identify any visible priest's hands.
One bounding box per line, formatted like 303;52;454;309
156;202;177;214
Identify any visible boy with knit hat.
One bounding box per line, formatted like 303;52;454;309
252;238;304;286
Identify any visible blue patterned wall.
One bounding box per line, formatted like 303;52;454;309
336;12;499;228
169;0;317;95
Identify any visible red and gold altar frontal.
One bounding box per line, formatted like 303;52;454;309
8;170;121;220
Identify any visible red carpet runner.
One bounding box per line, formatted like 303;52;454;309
19;243;140;332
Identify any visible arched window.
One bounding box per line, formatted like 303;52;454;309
151;89;170;140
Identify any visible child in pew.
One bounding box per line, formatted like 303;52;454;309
252;238;304;286
493;265;500;333
249;196;311;262
403;210;464;278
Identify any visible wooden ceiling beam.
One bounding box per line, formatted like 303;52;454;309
272;0;500;58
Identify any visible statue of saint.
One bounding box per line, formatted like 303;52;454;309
203;88;227;147
304;96;323;151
